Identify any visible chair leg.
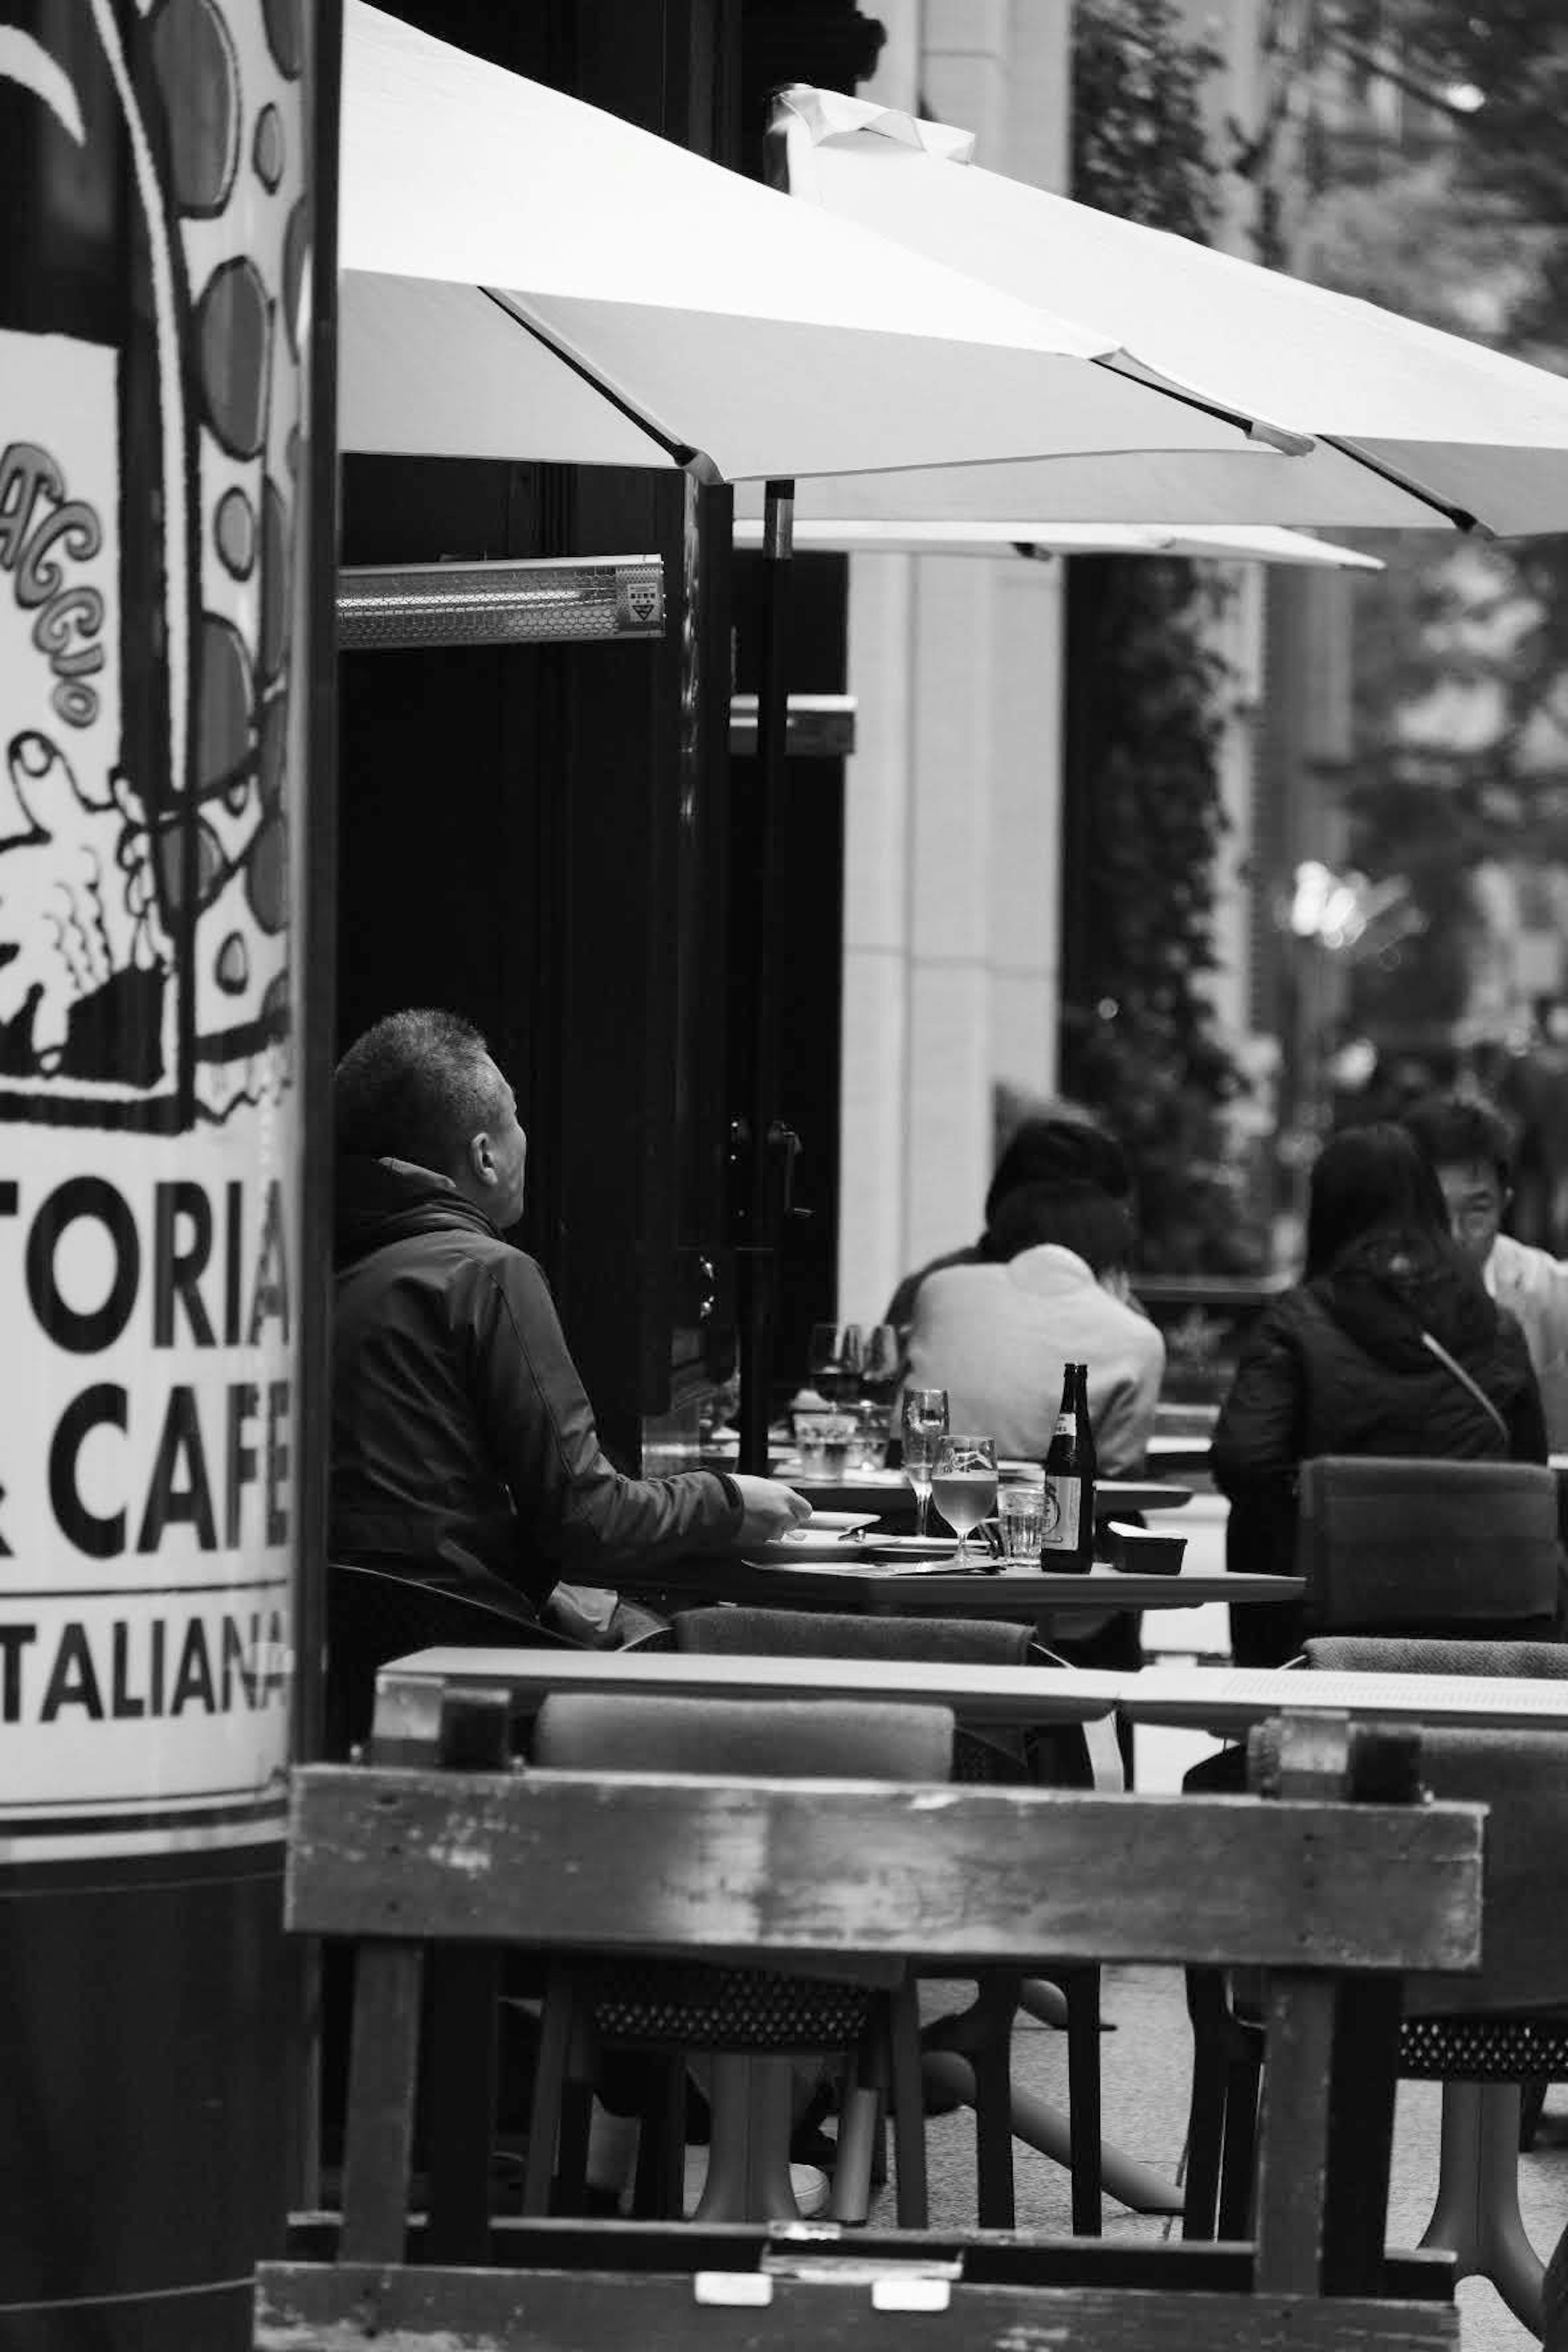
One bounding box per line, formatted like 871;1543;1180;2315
1182;2017;1227;2241
971;1972;1020;2230
1216;2050;1261;2241
888;1978;929;2229
1521;2076;1550;2152
1064;1967;1103;2236
629;2057;686;2220
553;2082;592;2210
693;2054;800;2223
1420;2080;1545;2335
1183;1968;1239;2242
829;2072;881;2226
521;1973;574;2216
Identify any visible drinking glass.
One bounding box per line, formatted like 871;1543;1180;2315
932;1434;998;1564
900;1386;949;1537
998;1480;1047;1565
807;1321;863;1405
859;1324;902;1401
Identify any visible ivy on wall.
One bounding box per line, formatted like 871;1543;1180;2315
1062;0;1264;1274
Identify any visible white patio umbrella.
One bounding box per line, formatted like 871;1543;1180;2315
337;4;1329;1477
732;519;1385;570
763;85;1568;537
339;4;1316;481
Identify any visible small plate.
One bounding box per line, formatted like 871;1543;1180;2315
747;1535;866;1564
803;1510;880;1535
860;1535;960;1560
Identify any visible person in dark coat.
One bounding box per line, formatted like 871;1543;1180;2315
1212;1121;1547;1664
330;1009;808;1623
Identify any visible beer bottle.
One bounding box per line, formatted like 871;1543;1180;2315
1041;1359;1097;1570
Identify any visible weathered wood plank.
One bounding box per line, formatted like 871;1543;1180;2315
1254;1973;1336;2294
275;2217;1458;2302
285;1770;1485;1975
339;1944;423;2265
254;2263;1460;2350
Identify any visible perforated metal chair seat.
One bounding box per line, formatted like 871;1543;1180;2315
584;1964;874;2054
1400;2013;1568;2082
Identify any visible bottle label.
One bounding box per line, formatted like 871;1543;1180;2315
1050;1411;1074;1439
1040;1474;1082;1552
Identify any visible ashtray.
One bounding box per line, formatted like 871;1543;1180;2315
1105;1521;1186;1575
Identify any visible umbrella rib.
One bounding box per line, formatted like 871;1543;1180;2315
479;287;719;481
1317;434;1482;535
1093;352;1314;457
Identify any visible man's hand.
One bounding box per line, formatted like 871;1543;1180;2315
731;1474;812;1547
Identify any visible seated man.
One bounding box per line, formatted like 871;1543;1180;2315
330;1009;807;1624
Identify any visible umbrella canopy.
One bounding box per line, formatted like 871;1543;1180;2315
764;86;1568;536
338;4;1315;480
732;518;1384;570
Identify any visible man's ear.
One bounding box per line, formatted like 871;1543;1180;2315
467;1130;496;1189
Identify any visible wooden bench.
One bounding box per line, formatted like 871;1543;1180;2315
257;1708;1484;2351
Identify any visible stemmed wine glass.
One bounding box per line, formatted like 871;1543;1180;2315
900;1386;949;1537
807;1322;863;1404
931;1434;998;1564
859;1324;902;1401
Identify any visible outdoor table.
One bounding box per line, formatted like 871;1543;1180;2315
1116;1663;1568;1736
372;1646;1129;1728
654;1559;1300;1624
369;1643;1180;2225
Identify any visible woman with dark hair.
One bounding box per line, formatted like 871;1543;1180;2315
1212;1121;1547;1664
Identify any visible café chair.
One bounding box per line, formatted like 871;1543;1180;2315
318;1562;589;2184
1297;1457;1562;1641
1185;1642;1568;2336
673;1604;1103;2230
524;1692;952;2227
323;1559;580;1762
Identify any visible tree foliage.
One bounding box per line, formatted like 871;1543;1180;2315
1301;0;1568;1053
1064;0;1265;1272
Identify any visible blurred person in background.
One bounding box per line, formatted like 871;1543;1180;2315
904;1177;1164;1475
884;1108;1134;1355
905;1170;1165;1699
1401;1089;1568;1451
1213;1121;1546;1665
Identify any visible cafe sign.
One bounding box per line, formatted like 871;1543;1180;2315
1;0;308;1860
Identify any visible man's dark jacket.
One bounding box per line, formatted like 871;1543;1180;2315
1212;1234;1548;1661
331;1158;742;1608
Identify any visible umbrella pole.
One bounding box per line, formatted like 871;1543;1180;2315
737;478;795;1475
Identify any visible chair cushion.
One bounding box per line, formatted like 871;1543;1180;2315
673;1607;1031;1667
531;1692;955;1781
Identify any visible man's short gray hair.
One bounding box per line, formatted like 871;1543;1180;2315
334;1010;510;1174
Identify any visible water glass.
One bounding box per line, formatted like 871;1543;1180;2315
900;1385;949;1537
998;1481;1047;1564
931;1434;998;1563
